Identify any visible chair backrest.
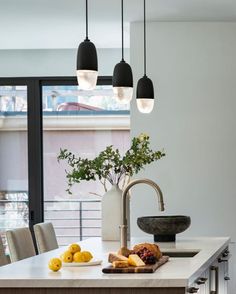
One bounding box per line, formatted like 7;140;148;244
33;222;58;254
6;227;36;262
0;235;9;266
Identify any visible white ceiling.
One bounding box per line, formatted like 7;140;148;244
0;0;236;49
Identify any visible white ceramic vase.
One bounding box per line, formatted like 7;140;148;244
101;184;130;241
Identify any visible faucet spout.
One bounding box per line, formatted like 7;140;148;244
120;178;165;249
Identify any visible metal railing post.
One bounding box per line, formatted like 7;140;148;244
79;201;83;241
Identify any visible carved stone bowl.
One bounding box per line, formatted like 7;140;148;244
137;215;191;242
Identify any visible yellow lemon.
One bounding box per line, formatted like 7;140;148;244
68;243;81;254
73;251;84;262
82;251;93;262
48;258;62;272
73;251;93;262
60;251;73;263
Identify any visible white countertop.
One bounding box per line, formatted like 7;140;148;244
0;237;230;288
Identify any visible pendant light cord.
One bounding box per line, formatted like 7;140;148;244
121;0;124;61
86;0;89;40
144;0;146;76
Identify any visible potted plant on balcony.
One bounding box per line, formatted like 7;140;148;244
58;133;165;241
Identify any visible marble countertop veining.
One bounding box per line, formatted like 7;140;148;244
0;237;230;288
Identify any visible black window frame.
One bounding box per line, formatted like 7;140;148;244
0;76;112;232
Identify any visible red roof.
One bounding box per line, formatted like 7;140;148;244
57;102;103;111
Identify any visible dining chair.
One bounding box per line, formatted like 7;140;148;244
6;227;36;262
0;235;9;266
33;222;58;254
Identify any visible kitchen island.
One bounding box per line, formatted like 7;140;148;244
0;237;230;294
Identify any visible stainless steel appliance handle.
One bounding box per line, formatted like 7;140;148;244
210;266;219;294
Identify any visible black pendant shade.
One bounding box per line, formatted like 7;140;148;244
77;39;98;72
76;0;98;90
136;75;154;99
112;60;133;88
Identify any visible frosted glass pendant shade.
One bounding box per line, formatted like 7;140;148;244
76;70;98;90
137;98;154;113
113;86;133;104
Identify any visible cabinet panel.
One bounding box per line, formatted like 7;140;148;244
185;247;230;294
209;247;230;294
205;268;210;294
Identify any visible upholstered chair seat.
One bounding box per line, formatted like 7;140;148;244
6;228;36;262
0;235;9;266
34;222;58;254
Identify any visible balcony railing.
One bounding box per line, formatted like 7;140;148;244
44;199;101;246
0;196;101;248
0;111;130;131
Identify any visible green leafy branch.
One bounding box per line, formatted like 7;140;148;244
58;133;165;194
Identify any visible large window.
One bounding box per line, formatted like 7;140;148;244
0;77;130;248
0;85;28;250
42;84;130;245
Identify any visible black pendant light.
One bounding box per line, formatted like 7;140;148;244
136;0;154;113
76;0;98;90
112;0;133;104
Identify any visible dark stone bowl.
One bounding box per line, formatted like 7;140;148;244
137;215;191;242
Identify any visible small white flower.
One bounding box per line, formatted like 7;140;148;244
138;133;149;142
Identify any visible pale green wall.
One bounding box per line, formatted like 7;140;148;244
130;21;236;290
0;48;129;77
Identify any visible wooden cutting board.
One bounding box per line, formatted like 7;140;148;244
102;255;169;273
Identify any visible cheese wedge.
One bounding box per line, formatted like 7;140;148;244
128;254;145;267
108;253;128;263
112;261;129;268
